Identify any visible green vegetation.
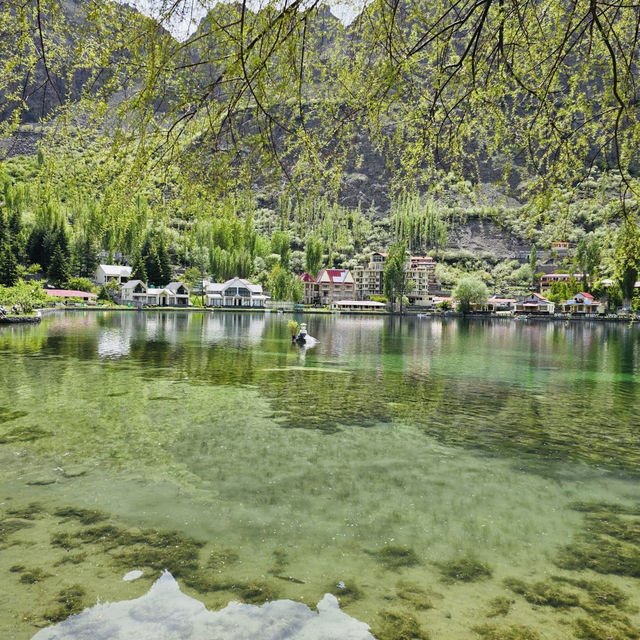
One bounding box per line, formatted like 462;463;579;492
43;585;87;623
373;610;430;640
472;624;542;640
504;577;580;608
437;557;492;583
453;277;489;313
372;545;421;570
485;597;514;618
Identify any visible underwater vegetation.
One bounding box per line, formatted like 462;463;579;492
16;567;51;584
53;506;108;525
472;624;542;640
43;585;87;623
393;581;434;610
556;502;640;578
372;545;421;570
373;609;430;640
0;425;52;443
504;577;581;608
0;406;28;423
484;597;514;618
438;557;492;583
326;579;363;605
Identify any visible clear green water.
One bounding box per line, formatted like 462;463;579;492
1;311;640;639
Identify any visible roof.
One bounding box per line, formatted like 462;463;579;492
333;299;386;307
166;282;189;293
318;269;353;284
205;278;263;294
45;289;97;299
525;292;549;301
577;292;594;300
297;272;315;282
98;264;132;277
488;297;517;303
122;279;145;290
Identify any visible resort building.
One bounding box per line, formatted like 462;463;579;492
515;293;555;314
352;252;387;300
353;252;436;305
561;292;605;314
330;300;387;312
95;264;132;286
539;273;585;294
299;269;355;305
205;277;268;307
120;280;190;306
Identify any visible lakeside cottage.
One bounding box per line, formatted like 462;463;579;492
120;280;190;306
515;293;555;314
561;292;605;314
205;277;268;308
95;264;132;286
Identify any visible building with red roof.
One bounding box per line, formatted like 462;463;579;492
298;269;355;305
45;289;97;302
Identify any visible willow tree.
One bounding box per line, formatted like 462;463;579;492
1;0;639;209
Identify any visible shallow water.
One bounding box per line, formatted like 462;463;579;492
1;311;639;639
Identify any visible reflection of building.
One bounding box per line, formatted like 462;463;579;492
515;293;555;314
299;270;355;305
353;252;436;306
205;277;268;307
120;280;190;306
95;264;132;285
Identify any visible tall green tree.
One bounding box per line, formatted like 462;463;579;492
47;244;71;286
454;276;489;314
305;234;323;277
0;245;18;286
384;241;411;313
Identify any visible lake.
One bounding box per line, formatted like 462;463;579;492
1;311;639;640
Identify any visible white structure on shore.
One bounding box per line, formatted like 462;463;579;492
120;280;190;306
205;277;268;308
95;264;132;286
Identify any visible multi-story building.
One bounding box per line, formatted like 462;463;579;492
539;273;585;294
353;252;386;300
299;269;355;305
353;252;436;307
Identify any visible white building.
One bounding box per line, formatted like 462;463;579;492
95;264;132;286
120;280;190;306
205;277;268;308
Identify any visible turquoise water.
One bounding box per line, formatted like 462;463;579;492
1;311;639;639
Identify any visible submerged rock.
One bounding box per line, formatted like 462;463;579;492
32;571;375;640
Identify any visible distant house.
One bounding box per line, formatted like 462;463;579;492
330;300;386;311
515;293;555;314
45;289;97;302
561;292;604;314
300;269;355;305
487;297;517;312
205;277;267;307
539;273;585;294
120;280;190;306
95;264;132;286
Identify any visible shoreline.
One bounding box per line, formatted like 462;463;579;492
33;306;638;324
